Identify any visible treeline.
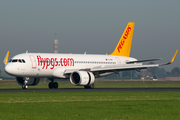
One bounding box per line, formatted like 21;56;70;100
106;66;180;79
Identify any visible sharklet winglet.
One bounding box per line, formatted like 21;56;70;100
160;50;178;66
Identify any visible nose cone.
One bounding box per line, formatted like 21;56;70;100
5;64;15;76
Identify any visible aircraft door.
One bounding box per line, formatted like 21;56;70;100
29;55;37;69
115;57;121;64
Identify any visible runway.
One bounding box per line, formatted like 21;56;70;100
1;88;180;92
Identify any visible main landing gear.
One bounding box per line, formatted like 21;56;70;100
84;83;94;89
48;80;58;89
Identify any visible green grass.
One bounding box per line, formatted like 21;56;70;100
0;91;180;120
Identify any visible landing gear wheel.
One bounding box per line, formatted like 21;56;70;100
84;84;94;89
53;82;58;89
22;85;28;89
48;82;58;89
89;84;94;89
48;82;53;89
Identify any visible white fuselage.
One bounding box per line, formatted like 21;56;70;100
5;53;137;78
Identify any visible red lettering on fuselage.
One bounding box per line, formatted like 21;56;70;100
117;25;131;53
37;56;74;69
60;58;63;66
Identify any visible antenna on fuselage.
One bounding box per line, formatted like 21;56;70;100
26;50;28;53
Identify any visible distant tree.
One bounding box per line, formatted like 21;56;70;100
146;62;167;75
171;67;180;74
156;67;167;75
147;62;157;75
167;71;171;74
105;73;117;79
122;70;137;78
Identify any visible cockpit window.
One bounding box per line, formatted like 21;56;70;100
19;59;22;63
10;59;26;63
22;59;26;63
9;59;12;62
12;59;18;62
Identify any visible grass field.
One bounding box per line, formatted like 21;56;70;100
1;80;180;119
0;91;180;120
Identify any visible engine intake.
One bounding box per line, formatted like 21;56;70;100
70;71;95;86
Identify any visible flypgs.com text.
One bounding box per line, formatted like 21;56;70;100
37;56;74;69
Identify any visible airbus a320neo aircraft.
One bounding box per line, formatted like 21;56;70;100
3;22;178;89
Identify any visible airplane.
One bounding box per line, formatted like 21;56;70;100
3;22;178;89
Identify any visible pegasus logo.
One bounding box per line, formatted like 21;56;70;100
117;25;131;53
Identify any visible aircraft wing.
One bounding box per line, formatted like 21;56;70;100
126;50;178;64
90;64;159;72
91;50;178;72
64;64;159;74
160;50;178;66
64;50;178;74
126;58;162;64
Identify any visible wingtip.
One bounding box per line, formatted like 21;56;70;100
170;50;178;64
160;50;178;66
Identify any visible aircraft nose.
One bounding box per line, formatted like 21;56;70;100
5;64;14;76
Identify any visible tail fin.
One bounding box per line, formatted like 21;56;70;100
3;51;9;65
110;22;135;57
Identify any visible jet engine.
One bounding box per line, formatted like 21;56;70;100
70;71;95;86
16;77;40;85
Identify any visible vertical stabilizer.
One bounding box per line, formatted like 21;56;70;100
110;22;135;57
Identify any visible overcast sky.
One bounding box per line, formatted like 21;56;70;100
0;0;180;71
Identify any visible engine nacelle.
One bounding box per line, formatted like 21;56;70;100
70;71;95;86
16;77;40;86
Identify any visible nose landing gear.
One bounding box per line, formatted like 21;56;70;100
22;77;29;89
22;85;28;89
